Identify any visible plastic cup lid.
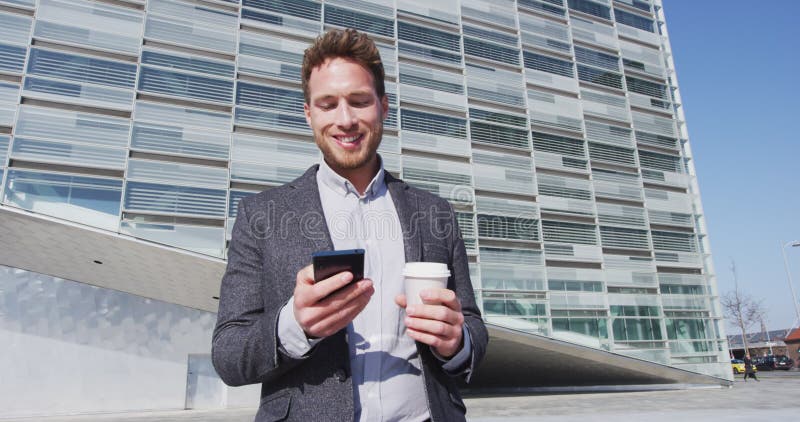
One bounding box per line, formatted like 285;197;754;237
403;262;450;278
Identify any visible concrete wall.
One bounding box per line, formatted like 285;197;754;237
0;265;258;418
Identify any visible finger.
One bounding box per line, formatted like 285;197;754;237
309;271;355;303
297;280;373;337
419;288;462;313
404;315;460;338
405;303;464;326
394;294;407;308
297;264;315;286
294;265;320;308
405;327;456;351
317;278;373;308
307;288;373;337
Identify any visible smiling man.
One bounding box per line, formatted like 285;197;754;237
212;28;487;422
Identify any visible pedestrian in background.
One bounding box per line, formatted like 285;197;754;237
743;354;759;382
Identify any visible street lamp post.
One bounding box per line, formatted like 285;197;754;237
781;240;800;328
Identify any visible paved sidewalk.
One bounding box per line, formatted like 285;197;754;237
5;371;798;421
467;371;798;421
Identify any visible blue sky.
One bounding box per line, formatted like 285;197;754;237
662;1;800;332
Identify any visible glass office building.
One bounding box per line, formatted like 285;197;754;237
0;0;730;416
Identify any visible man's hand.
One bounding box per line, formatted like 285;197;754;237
293;264;374;338
395;289;464;358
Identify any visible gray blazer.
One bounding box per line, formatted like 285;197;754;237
212;165;488;421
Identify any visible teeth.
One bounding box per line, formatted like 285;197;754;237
339;135;360;144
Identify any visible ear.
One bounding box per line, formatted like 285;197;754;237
381;94;389;120
304;101;312;126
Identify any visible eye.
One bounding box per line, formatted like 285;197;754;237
318;102;336;111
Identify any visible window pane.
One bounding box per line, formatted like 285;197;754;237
131;123;230;160
399;63;464;95
324;5;394;37
519;0;565;16
470;121;529;149
524;51;574;78
4;169;122;231
401;109;466;138
16;106;131;148
236;82;303;113
0;12;32;46
473;150;536;195
134;102;231;132
463;37;520;66
35;0;144;54
0;83;20;127
10;137;127;169
28;48;137;88
238;31;305;82
127;159;229;189
0;135;9;165
533;132;585;157
234;107;309;133
466;64;526;107
243;0;321;21
142;50;235;78
229;133;319;184
575;45;620;72
138;67;234;104
146;0;238;53
542;220;597;245
124;181;227;217
614;8;654;33
398;41;462;65
567;0;610;19
577;64;622;89
398;21;461;52
0;46;27;76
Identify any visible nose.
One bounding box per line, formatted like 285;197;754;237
334;103;357;128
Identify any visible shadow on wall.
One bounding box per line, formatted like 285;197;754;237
0;264;217;364
0;264;244;418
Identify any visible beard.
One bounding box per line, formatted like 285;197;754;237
315;123;383;172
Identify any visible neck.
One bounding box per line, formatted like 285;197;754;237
326;156;380;195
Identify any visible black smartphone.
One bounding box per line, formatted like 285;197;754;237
312;249;365;283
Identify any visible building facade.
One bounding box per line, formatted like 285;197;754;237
783;328;800;367
0;0;730;417
727;329;792;360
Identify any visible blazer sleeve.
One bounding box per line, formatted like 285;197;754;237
211;199;306;386
446;202;488;382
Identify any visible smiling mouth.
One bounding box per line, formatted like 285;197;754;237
334;134;363;145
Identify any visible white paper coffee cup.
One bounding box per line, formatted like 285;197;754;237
403;262;451;306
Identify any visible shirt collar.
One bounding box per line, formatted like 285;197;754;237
317;155;386;199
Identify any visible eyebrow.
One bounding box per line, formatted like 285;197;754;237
312;91;374;102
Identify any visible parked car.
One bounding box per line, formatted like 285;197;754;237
731;359;746;374
753;355;794;371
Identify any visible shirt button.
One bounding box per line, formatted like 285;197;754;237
335;368;347;382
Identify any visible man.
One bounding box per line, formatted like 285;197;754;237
743;354;758;382
212;28;488;421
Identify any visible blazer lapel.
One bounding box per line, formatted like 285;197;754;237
386;173;421;263
287;165;334;252
286;166;420;261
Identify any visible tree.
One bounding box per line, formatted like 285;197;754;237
721;290;766;357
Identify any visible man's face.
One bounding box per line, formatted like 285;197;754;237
304;57;388;176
